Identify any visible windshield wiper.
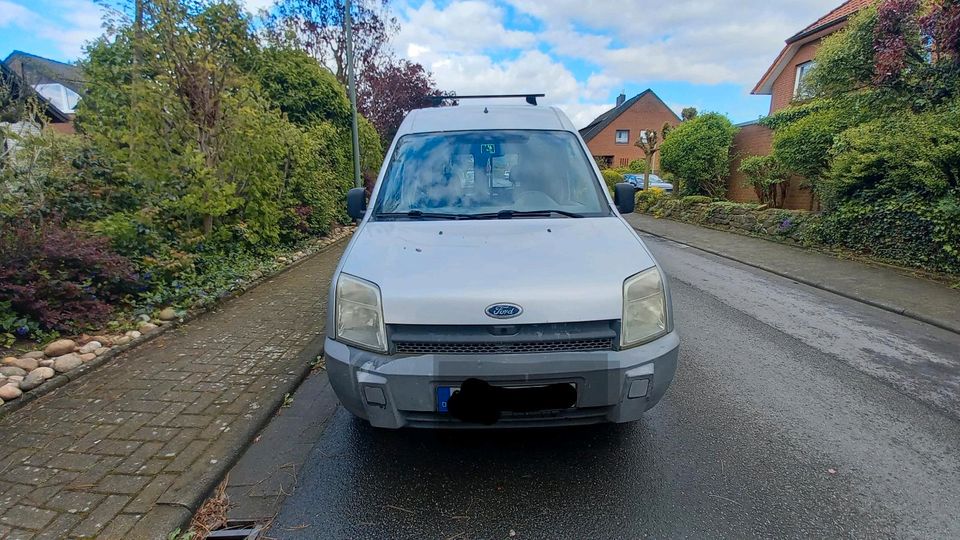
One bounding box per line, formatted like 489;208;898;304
465;209;585;219
376;210;469;220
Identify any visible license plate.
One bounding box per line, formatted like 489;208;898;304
436;383;577;413
437;386;459;413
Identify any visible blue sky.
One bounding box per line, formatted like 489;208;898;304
1;0;843;127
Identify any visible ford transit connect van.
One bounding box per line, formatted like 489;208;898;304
326;100;679;428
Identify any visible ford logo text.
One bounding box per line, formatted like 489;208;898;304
485;303;523;319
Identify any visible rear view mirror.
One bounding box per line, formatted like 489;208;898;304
346;187;367;220
613;183;636;214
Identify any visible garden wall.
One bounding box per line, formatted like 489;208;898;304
645;198;815;244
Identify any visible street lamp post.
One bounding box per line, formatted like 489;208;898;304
345;0;362;189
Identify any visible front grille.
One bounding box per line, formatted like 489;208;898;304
394;337;614;355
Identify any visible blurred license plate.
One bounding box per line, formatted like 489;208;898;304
437;386;459;413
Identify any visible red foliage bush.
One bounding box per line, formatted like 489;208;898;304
0;219;137;333
873;0;922;84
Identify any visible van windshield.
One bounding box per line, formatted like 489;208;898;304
372;130;610;219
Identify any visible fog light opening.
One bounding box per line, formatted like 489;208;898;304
627;379;650;399
363;386;387;406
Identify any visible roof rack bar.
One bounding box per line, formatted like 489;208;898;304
427;93;545;107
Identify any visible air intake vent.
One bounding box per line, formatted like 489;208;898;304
394;338;614;355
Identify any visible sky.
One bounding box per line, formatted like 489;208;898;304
0;0;843;127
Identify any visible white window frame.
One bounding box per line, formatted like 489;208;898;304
794;61;815;97
615;129;630;144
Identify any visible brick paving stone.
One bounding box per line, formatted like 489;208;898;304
0;505;57;530
94;475;151;496
45;491;104;514
34;513;80;540
70;494;129;538
163;440;211;473
46;454;101;472
124;475;176;514
97;512;141;539
0;240;346;538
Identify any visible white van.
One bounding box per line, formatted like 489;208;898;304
325;98;679;428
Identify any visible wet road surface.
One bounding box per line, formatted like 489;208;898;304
269;234;960;539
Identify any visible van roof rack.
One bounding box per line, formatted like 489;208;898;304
427;93;545;107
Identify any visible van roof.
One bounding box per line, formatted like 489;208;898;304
398;105;577;137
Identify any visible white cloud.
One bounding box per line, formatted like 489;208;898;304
505;0;841;85
1;0;104;59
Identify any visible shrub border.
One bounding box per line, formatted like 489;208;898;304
0;227;354;420
635;216;960;335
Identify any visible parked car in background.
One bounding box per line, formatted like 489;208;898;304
328;98;680;429
624;173;673;192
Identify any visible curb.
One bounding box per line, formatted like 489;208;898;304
149;333;328;539
634;225;960;336
0;229;353;420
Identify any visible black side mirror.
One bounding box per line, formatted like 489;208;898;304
346;187;367;220
613;183;636;214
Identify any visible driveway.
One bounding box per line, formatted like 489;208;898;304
247;232;960;539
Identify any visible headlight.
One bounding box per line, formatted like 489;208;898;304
335;273;387;352
621;267;667;348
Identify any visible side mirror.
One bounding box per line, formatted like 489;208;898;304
346;187;367;220
613;183;636;214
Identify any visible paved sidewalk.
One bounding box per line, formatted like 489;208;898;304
626;214;960;334
0;240;348;540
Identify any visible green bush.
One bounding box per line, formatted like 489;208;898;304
635;187;667;212
680;195;713;205
823;108;960;208
601;170;624;193
813;190;960;274
627;159;647;173
738;154;790;208
659;112;737;198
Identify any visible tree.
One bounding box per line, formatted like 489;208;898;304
360;59;444;144
633;123;670;190
770;107;846;209
659;113;737;198
738;155;790;208
265;0;447;144
681;107;698;121
253;47;351;128
265;0;396;89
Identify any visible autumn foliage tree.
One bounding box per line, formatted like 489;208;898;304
265;0;447;143
360;60;445;144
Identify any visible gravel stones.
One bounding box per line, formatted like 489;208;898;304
0;366;27;378
3;357;38;371
78;341;102;354
43;339;77;357
53;353;83;373
158;307;177;321
0;384;22;400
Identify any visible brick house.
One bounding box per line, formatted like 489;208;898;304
727;0;873;209
579;89;680;170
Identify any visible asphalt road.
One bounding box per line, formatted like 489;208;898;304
269;234;960;539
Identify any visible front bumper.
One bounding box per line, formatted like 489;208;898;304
325;331;679;429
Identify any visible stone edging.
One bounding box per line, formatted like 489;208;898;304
633;222;960;336
0;228;353;420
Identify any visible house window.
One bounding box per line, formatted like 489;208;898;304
794;61;815;98
615;130;629;144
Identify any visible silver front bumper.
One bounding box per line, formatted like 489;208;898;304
325;331;679;429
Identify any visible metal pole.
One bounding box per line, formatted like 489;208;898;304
345;0;362;188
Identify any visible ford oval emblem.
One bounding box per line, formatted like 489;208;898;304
485;303;523;319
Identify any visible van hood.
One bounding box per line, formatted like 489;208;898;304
340;217;655;325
